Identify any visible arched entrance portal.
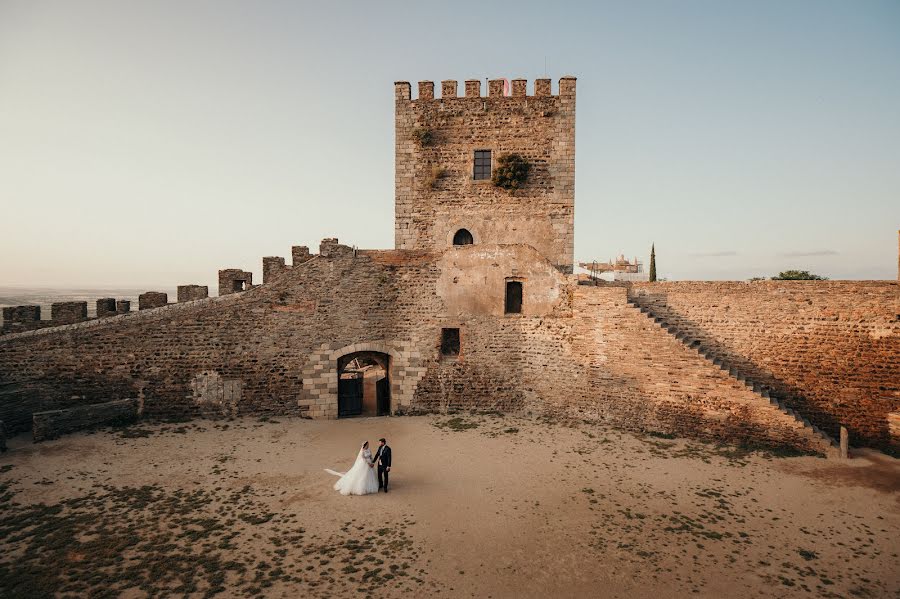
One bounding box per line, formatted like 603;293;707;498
337;351;390;418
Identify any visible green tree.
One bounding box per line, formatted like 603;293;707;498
771;270;828;280
649;244;657;282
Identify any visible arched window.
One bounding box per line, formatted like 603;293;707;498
453;229;474;246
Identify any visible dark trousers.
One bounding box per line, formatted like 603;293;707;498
378;466;389;490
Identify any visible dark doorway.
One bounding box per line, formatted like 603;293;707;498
337;377;363;417
441;328;460;356
453;229;474;246
338;351;390;417
505;281;523;314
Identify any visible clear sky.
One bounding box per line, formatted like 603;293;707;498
1;0;898;288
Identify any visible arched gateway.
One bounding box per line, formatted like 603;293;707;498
337;351;390;418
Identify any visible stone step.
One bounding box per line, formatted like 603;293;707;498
632;301;837;452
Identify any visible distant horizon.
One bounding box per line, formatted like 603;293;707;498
1;1;898;286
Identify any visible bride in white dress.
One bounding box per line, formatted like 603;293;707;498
325;441;379;496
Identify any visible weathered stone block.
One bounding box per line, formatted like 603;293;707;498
262;257;286;283
177;285;209;302
138;292;168;310
292;246;312;266
96;298;117;318
32;398;139;442
417;81;434;100
51;301;87;324
441;80;457;98
3;305;40;323
218;269;252;296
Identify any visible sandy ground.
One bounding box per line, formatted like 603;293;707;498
1;413;898;598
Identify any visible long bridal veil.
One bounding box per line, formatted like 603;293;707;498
325;443;379;496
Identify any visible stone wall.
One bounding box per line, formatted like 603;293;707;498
0;243;885;455
628;281;899;450
138;292;168;310
218;269;253;296
177;285;209;302
51;301;87;324
395;78;576;273
1;305;52;335
32;398;139;442
96;298;117;318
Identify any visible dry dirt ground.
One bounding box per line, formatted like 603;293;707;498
1;414;898;598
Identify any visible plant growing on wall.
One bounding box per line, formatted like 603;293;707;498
424;165;446;190
411;127;434;146
492;153;530;190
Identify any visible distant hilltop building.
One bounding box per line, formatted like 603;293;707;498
579;254;648;282
0;77;897;456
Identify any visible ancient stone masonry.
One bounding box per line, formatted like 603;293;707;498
395;78;576;274
1;305;50;335
138;292;168;310
0;240;847;455
4;305;40;323
96;298;117;318
629;281;900;451
32;398;139;442
218;269;253;296
51;301;88;325
177;285;209;302
0;77;895;456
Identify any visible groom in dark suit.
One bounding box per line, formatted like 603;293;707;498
374;438;392;493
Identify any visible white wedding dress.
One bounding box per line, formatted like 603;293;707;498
325;444;379;496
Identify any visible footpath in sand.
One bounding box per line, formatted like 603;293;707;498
1;414;897;598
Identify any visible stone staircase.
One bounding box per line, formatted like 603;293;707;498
628;299;839;454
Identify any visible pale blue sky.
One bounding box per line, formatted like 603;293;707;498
1;0;898;287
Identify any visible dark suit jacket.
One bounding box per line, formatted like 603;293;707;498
374;445;392;468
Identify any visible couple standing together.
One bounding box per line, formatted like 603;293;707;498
327;438;392;496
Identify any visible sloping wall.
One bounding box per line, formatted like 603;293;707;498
628;281;899;450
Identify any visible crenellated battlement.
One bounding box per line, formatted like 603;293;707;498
395;77;576;101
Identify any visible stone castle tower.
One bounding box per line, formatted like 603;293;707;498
394;77;576;273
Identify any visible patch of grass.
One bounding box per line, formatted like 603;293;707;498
798;549;818;561
0;478;428;597
433;418;478;432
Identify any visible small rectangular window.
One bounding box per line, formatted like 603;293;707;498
505;281;523;314
473;150;491;180
440;328;460;356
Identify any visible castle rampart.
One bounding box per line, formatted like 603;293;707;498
96;298;117;317
2;240;892;454
177;285;209;302
218;269;253;296
138;291;168;310
51;301;87;324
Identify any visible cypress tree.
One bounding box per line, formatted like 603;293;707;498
649;243;657;282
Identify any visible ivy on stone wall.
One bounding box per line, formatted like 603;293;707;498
412;128;434;146
492;153;530;190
